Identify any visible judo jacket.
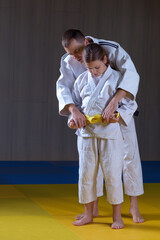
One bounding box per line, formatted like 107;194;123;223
71;65;137;140
56;36;140;116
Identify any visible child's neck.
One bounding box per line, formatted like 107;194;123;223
102;64;108;74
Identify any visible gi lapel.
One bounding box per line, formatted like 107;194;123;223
85;65;112;115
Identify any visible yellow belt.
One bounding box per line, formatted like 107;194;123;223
85;112;119;124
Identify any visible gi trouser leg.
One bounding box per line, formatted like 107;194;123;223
96;164;103;197
98;133;124;205
77;134;124;205
120;117;144;196
77;136;99;204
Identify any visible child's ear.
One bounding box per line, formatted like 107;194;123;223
103;55;108;64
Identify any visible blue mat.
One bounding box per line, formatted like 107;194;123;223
0;161;159;184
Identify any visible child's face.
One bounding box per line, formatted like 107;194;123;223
85;57;107;77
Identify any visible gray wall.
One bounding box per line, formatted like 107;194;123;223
0;0;159;161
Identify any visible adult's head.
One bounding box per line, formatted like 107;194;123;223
62;29;89;62
82;43;108;77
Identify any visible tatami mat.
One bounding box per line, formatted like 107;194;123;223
0;183;159;240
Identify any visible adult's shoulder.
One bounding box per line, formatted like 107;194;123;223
61;53;71;62
60;53;77;71
86;36;120;50
61;53;79;67
98;39;120;50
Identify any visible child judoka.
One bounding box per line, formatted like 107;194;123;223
68;43;138;229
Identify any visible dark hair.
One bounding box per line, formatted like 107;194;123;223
62;29;85;48
82;43;108;63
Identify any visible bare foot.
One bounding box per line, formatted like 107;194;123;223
73;215;93;226
75;212;85;220
111;217;124;229
130;208;144;223
75;211;99;220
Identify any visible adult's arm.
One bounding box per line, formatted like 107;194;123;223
101;41;140;121
56;55;86;127
118;97;138;126
115;45;140;99
68;79;86;129
56;55;75;116
102;88;127;122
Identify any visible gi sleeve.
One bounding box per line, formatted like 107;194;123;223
115;45;140;99
67;80;82;128
117;98;138;126
56;56;76;116
72;80;82;112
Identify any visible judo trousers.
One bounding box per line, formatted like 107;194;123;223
121;118;144;196
77;133;124;205
95;117;144;198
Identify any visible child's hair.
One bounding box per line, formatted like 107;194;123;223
62;29;85;48
82;43;109;64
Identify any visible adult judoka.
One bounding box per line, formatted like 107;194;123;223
56;29;144;223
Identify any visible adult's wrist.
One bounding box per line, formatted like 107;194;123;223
113;88;127;102
67;104;77;114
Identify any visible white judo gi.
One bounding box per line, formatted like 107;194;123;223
72;66;137;204
56;36;144;197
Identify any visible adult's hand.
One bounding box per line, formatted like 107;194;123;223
69;119;76;129
102;97;118;123
102;88;127;122
108;113;120;123
67;104;86;129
